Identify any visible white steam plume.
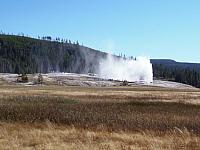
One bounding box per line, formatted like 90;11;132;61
98;55;153;83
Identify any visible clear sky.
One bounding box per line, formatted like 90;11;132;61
0;0;200;62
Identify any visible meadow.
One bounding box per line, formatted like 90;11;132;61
0;85;200;149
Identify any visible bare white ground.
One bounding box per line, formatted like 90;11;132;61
0;73;196;89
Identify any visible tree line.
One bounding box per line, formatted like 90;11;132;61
153;64;200;88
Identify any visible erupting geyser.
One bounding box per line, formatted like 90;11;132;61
98;55;153;83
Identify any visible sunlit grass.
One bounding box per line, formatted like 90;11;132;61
0;85;200;149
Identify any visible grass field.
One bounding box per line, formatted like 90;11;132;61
0;85;200;149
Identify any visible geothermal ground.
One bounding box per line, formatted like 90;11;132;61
0;73;195;89
0;73;199;149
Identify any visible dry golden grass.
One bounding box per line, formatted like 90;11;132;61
0;122;200;150
0;85;200;149
0;85;200;104
1;95;200;133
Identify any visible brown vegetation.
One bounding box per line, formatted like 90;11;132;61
0;85;200;149
0;122;200;150
0;95;200;133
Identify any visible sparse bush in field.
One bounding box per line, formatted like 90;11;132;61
21;73;28;83
37;73;43;84
16;73;28;83
121;80;128;86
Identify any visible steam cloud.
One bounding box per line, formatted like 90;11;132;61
98;55;153;83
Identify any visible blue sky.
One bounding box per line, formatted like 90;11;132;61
0;0;200;62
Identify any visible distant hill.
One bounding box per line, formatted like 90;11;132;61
151;59;176;64
0;34;200;87
151;59;200;71
0;34;107;73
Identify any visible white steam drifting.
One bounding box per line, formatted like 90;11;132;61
98;55;153;83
